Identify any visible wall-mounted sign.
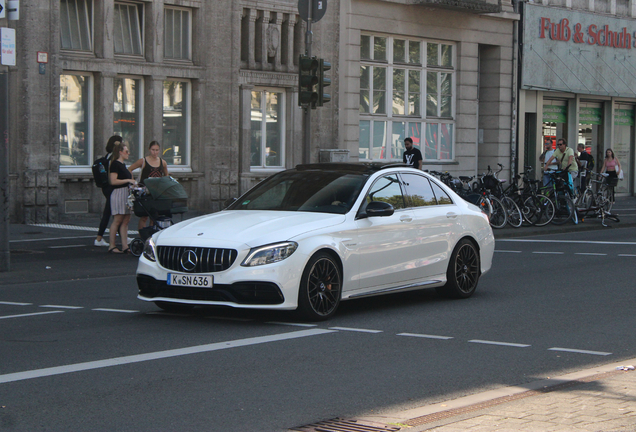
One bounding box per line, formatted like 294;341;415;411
522;3;636;98
579;107;602;125
0;0;5;19
1;28;16;66
37;52;48;63
615;109;635;126
543;105;567;123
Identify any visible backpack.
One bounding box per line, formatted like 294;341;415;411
588;154;595;170
92;154;110;188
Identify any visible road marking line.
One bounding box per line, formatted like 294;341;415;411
397;333;453;340
10;235;96;243
48;245;86;249
468;339;531;348
0;301;32;306
574;253;607;256
0;328;336;384
618;254;636;257
92;308;139;314
494;250;522;253
328;326;383;334
267;322;317;327
548;347;612;356
0;311;65;320
205;316;253;322
499;239;636;245
532;251;564;255
40;305;83;310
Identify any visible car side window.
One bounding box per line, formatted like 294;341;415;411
430;180;454;205
366;174;406;210
401;173;437;207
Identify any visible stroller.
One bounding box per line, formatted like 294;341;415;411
128;177;188;257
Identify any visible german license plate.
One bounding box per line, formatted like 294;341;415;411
167;273;213;288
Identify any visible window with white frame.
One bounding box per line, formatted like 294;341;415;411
250;89;285;169
60;0;93;51
113;77;143;159
359;34;455;162
59;72;93;168
114;2;143;56
162;80;190;166
164;7;191;60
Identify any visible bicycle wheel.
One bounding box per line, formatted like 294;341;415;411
600;188;613;213
488;196;507;229
551;193;575;225
523;194;555;227
501;196;522;228
576;189;594;212
475;195;492;217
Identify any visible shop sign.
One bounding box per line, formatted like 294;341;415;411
522;4;636;98
615;109;635;126
543;105;567;123
1;27;16;66
579;108;602;125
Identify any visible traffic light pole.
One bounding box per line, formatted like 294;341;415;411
302;0;313;165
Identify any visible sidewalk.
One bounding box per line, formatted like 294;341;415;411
356;360;636;431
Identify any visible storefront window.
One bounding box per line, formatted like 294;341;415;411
542;100;567;148
614;105;634;194
113;77;142;158
59;73;92;167
578;102;603;169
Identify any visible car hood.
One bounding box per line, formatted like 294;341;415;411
155;211;346;248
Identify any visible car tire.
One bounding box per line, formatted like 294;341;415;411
297;252;342;321
436;239;480;299
154;301;195;313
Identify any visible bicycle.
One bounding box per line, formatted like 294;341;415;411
503;166;555;226
540;168;577;225
472;170;508;229
576;171;620;226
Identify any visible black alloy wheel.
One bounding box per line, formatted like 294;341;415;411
129;238;144;257
436;239;480;299
297;252;342;321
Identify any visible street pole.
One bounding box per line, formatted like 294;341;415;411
302;0;313;165
0;69;10;272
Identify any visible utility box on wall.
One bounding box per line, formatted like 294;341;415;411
319;149;350;163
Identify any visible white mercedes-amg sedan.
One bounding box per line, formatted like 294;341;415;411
136;163;494;320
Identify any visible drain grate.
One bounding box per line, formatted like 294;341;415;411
290;418;401;432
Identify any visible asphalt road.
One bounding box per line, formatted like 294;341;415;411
0;224;635;431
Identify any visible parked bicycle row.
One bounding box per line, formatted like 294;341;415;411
428;164;619;229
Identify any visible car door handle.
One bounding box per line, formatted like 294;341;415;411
446;212;458;219
399;215;413;222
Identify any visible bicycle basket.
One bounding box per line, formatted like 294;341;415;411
482;175;498;191
605;176;619;187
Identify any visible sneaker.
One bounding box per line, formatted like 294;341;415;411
94;239;109;247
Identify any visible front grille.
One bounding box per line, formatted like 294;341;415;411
137;275;284;305
157;246;238;273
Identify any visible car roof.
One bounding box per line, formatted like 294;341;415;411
295;162;411;174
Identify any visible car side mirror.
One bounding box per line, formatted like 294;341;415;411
223;197;237;209
363;201;394;218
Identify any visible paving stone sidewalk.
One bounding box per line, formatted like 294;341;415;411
412;370;636;431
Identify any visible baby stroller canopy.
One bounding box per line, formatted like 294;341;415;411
133;177;188;217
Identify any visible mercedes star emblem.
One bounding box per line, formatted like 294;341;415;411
180;250;198;272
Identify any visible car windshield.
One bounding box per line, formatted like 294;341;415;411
227;170;368;214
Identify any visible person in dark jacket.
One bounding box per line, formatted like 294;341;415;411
94;135;122;247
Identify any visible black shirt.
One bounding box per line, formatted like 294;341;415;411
403;147;423;169
109;160;132;189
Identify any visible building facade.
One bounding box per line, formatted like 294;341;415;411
2;0;518;224
519;0;636;194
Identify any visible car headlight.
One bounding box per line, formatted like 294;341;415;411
143;238;157;262
241;242;298;267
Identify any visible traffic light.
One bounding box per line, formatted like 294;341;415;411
298;54;319;107
318;59;331;106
